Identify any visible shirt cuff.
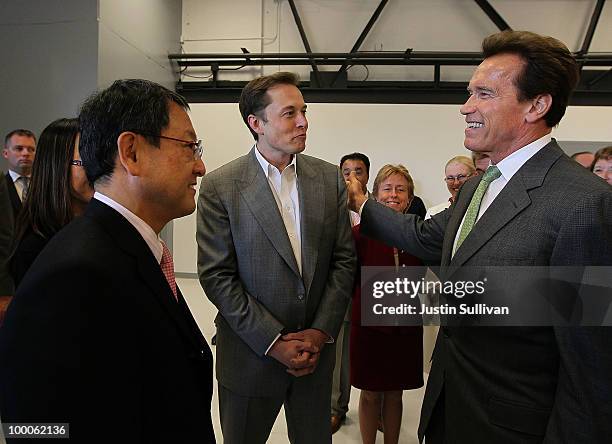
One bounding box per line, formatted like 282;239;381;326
358;199;368;216
265;333;282;356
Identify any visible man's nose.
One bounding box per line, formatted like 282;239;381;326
296;112;307;128
194;158;206;177
460;95;475;115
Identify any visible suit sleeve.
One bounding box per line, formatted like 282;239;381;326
545;189;612;442
0;177;15;296
309;169;356;340
196;175;285;357
361;197;448;262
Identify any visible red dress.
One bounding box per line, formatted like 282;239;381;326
350;225;424;391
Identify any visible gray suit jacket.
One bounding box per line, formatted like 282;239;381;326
197;148;356;397
361;140;612;443
0;174;15;295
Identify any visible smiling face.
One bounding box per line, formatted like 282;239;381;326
375;173;411;213
460;53;536;162
139;102;206;226
445;161;473;199
250;83;307;169
593;158;612;185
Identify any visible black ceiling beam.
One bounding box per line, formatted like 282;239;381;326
474;0;512;31
287;0;322;87
176;80;612;106
332;0;389;86
169;51;612;68
578;0;605;56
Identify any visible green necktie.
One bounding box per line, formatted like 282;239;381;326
453;165;501;256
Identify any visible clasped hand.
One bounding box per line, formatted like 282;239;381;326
269;329;329;377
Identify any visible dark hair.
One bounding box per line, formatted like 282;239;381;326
5;129;36;146
591;146;612;171
482;30;579;127
15;118;79;241
570;151;592;159
340;152;371;175
78;79;190;184
239;72;300;140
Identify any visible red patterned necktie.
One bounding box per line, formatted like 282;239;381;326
160;242;178;301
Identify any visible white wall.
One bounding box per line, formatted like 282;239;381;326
98;0;182;90
172;103;612;274
0;0;98;172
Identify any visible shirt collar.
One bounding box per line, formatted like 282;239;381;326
93;192;164;263
8;169;24;182
254;144;297;177
494;133;552;182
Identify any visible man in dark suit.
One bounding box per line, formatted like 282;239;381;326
0;174;14;323
3;129;36;217
347;31;612;443
0;129;36;307
197;72;355;443
0;80;215;443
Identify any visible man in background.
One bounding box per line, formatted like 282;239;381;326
0;79;215;443
341;152;371;228
571;150;595;168
0;129;36;320
198;72;355;443
471;151;489;175
347;30;612;443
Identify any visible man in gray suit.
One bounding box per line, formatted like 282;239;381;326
197;72;355;443
347;31;612;443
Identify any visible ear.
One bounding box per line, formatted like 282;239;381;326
247;113;265;137
116;132;142;176
525;93;552;124
2;148;7;159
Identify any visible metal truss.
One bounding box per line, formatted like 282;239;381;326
172;0;612;105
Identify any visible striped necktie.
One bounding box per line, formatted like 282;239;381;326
453;165;501;256
20;176;30;201
160;242;178;301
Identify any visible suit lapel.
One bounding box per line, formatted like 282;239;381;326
85;199;202;349
238;148;301;277
296;155;324;296
5;173;22;216
448;141;564;268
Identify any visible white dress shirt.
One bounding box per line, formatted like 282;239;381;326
94;192;164;264
254;145;302;274
451;133;552;252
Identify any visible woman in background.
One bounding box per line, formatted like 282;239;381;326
10;118;93;286
426;155;476;219
591;146;612;185
350;164;424;444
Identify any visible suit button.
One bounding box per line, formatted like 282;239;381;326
297;324;303;330
297;293;304;300
442;327;451;338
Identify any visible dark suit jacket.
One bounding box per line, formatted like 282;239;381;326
360;141;612;443
0;174;15;295
4;171;22;218
0;199;215;443
197;148;356;397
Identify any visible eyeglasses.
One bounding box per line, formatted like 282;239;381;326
132;131;203;160
71;160;83;166
444;174;472;183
